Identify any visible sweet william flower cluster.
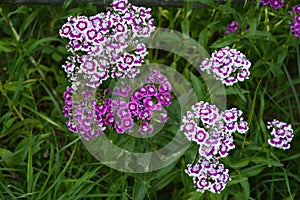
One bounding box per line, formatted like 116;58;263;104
267;119;294;150
59;0;155;91
107;69;172;135
260;0;284;9
60;0;174;140
290;4;300;38
63;62;172;140
60;0;296;195
181;101;249;193
185;158;231;193
63;86;104;140
198;46;251;86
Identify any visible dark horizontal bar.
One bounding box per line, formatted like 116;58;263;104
0;0;243;7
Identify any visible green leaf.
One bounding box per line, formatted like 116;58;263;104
1;117;18;134
227;175;248;186
240;179;250;200
0;148;16;167
229;158;250;169
210;34;240;49
247;16;257;37
8;5;29;17
15;134;48;161
0;182;16;199
269;160;284;167
23;9;39;31
231;85;248;102
250;156;284;167
215;85;249;102
150;161;177;181
277;48;288;64
267;62;284;78
151;169;179;191
26;37;62;56
240;165;265;177
133;177;149;200
190;72;206;100
161;9;173;22
62;0;73;9
3;81;19;91
0;40;15;52
23;104;62;128
282;152;300;161
209;192;222;200
181;19;190;39
245;30;274;40
198;29;209;49
216;4;236;14
52;52;63;62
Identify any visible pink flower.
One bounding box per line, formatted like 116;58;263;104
225;21;238;35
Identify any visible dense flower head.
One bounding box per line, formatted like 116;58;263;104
63;86;107;140
63;70;172;139
109;69;172;134
198;46;251;86
181;101;248;159
60;0;155;90
182;101;248;193
267;119;294;150
290;6;300;38
259;0;284;9
185;158;231;193
292;4;300;13
269;0;284;9
225;21;238;35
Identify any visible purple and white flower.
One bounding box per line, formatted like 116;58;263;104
185;158;231;193
292;4;300;13
267;119;294;150
225;21;238;35
181;101;248;158
290;7;300;38
60;0;155;90
198;46;251;86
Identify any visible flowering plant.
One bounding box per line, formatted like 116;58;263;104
198;46;251;86
182;101;248;193
59;0;155;91
2;0;300;199
58;0;298;198
60;0;170;140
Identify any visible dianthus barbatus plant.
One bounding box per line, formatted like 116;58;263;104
59;0;155;91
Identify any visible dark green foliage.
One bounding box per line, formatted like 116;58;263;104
0;0;299;199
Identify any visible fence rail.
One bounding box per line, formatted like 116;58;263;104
0;0;243;7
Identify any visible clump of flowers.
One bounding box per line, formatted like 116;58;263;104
60;0;166;140
63;86;106;140
181;101;249;193
225;21;238;35
267;119;294;150
59;0;155;91
198;46;251;86
260;0;284;9
185;158;231;193
109;69;172;134
63;69;172;140
290;4;300;38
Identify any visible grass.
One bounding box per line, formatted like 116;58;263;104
0;0;300;199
